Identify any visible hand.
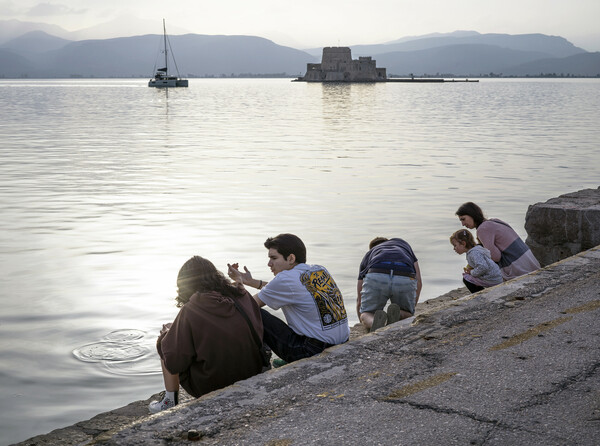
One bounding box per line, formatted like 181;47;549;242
227;263;253;285
159;323;172;336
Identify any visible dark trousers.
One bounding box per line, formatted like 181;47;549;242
463;277;485;294
260;309;332;363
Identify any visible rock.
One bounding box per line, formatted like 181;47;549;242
525;187;600;266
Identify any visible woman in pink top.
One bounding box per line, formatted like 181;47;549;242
456;202;540;281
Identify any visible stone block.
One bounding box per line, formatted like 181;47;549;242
525;187;600;266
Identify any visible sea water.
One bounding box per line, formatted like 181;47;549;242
0;78;599;444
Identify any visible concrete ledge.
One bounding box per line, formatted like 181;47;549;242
18;246;600;445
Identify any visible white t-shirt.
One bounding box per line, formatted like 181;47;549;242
258;263;350;345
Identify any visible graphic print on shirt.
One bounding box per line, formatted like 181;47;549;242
300;268;347;329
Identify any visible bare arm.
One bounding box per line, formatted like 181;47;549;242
356;279;363;319
227;263;267;289
414;261;422;304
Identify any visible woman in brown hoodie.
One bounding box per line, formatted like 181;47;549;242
149;256;264;413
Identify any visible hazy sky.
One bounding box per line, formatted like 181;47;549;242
2;0;600;50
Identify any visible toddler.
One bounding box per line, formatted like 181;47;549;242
450;229;503;293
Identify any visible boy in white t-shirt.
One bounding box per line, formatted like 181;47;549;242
228;233;349;363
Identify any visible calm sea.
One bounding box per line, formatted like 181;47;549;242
1;78;599;444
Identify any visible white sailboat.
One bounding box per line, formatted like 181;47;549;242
148;19;188;88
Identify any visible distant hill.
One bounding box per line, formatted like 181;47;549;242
374;44;595;77
0;23;597;78
350;33;596;77
382;30;480;45
0;18;188;44
0;19;73;43
2;34;315;78
1;31;72;54
375;45;599;77
67;15;191;41
305;32;586;59
502;52;600;77
354;33;586;58
0;49;36;77
377;44;547;76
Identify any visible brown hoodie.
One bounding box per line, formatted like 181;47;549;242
157;290;263;398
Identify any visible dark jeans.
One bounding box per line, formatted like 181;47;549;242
463;277;484;294
260;309;333;363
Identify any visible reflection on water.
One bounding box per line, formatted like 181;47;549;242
1;78;599;445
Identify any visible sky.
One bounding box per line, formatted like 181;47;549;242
2;0;600;51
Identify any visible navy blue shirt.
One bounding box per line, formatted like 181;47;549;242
358;238;418;280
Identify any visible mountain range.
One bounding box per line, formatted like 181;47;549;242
1;20;599;78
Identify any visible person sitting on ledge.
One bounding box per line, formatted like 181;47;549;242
228;233;349;366
456;202;540;281
148;255;264;413
450;229;503;293
357;237;422;332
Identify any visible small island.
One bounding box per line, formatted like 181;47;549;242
295;47;477;83
296;47;387;82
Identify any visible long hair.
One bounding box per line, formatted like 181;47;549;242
175;256;243;307
450;229;477;250
455;202;486;227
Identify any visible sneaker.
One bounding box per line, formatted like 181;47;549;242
387;303;401;324
272;358;287;368
371;310;387;332
148;391;177;413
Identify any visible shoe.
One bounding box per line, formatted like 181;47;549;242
387;303;401;324
148;391;177;413
371;310;387;332
272;358;287;368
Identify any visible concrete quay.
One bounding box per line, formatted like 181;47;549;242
17;246;600;446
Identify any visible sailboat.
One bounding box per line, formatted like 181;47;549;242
148;19;188;88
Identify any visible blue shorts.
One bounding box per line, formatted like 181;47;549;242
360;273;417;314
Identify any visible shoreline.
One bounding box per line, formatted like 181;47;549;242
15;245;599;445
14;187;600;445
93;245;600;445
14;286;470;445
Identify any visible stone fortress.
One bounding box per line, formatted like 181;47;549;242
298;47;387;82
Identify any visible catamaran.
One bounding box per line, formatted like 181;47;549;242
148;19;188;88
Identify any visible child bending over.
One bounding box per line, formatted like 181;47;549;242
450;229;503;293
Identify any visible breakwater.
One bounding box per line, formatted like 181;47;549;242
15;188;600;445
16;245;600;445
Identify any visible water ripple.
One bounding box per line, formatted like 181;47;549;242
73;341;149;363
72;329;159;376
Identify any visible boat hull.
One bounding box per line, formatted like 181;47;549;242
148;78;188;88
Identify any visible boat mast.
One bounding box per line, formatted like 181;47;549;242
163;19;168;75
